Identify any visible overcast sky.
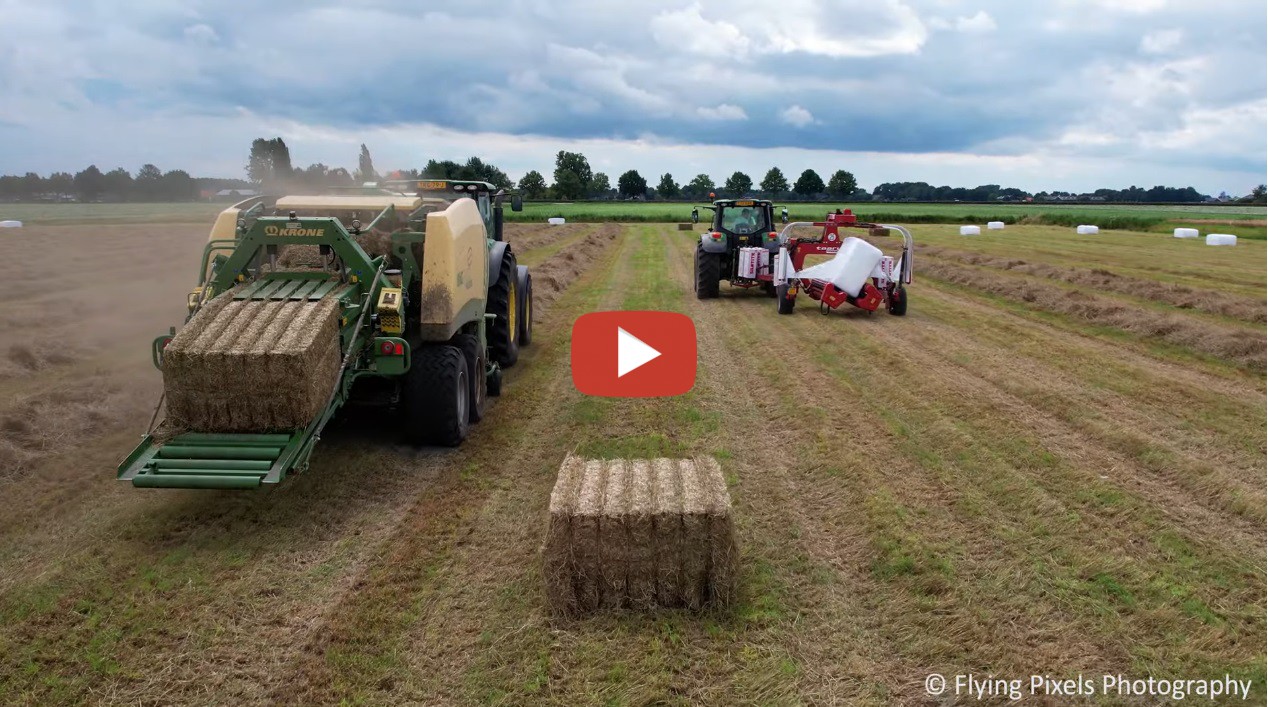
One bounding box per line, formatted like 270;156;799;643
1;0;1264;194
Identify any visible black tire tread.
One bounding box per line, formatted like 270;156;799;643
695;245;720;299
404;345;469;446
488;253;520;368
453;332;487;423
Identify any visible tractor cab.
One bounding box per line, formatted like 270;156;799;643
708;198;777;250
382;179;523;242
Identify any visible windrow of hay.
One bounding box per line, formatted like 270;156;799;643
921;259;1266;370
543;454;736;616
532;224;620;310
922;245;1267;324
162;290;343;431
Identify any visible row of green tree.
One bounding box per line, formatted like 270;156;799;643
4;137;1253;204
0;164;221;202
514;151;864;201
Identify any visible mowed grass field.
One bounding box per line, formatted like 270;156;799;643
0;211;1263;704
5;200;1265;237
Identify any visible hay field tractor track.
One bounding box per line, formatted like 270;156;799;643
695;201;913;316
117;180;532;489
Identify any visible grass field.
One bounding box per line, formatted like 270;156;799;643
4;200;1265;238
0;210;1262;704
504;201;1268;238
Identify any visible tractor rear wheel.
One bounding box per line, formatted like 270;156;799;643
516;265;533;346
762;281;777;298
453;332;488;423
776;284;795;314
887;284;908;316
488;253;520;368
404;345;470;446
695;245;720;299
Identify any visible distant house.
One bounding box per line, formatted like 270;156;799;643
212;189;261;201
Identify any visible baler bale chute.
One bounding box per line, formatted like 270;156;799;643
118;180;533;489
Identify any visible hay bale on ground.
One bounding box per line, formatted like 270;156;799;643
677;223;694;231
869;226;890;238
543;454;736;616
162;290;342;432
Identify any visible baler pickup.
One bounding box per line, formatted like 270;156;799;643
119;432;306;489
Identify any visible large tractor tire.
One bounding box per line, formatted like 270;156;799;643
695;245;720;299
488;253;520;368
776;284;796;315
453;332;488;423
404;345;470;447
887;284;908;316
516;265;533;346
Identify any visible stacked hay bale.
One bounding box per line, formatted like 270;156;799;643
162;290;343;431
544;455;737;616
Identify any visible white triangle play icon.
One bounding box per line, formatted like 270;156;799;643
617;327;661;377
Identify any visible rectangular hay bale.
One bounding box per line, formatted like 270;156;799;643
543;455;736;616
163;292;342;432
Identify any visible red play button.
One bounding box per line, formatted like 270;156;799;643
571;311;697;398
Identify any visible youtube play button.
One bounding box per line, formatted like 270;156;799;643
571;311;697;397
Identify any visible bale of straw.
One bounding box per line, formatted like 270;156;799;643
677;223;693;231
599;459;630;610
572;459;606;612
162;291;342;431
869;227;891;238
543;455;585;615
543;454;736;616
653;457;684;607
625;459;657;609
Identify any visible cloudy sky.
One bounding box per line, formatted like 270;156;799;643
1;0;1264;194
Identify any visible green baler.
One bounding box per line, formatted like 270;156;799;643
119;183;531;489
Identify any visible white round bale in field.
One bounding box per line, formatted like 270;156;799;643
547;217;566;225
0;220;21;228
986;221;1005;230
960;225;981;235
1173;227;1199;238
1206;233;1237;246
1076;225;1099;234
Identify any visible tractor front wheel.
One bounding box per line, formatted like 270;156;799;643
776;284;796;314
695;245;720;299
489;253;520;368
404;345;470;446
887;284;908;316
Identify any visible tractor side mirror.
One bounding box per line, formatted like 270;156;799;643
511;194;523;212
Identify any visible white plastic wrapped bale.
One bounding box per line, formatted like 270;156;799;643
0;220;20;228
1206;233;1237;246
1173;227;1199;239
986;221;1005;230
547;217;566;225
960;225;981;236
794;236;883;297
1076;225;1099;234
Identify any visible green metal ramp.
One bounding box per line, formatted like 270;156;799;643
118;432;307;489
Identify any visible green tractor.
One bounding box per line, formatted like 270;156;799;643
693;198;781;299
118;180;532;489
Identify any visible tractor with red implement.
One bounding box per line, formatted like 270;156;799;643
694;201;912;316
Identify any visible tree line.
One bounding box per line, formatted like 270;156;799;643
3;136;1258;205
0;164;224;202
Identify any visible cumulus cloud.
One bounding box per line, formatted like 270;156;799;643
0;0;1263;193
780;105;815;127
1140;28;1183;54
696;104;748;120
930;11;997;33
